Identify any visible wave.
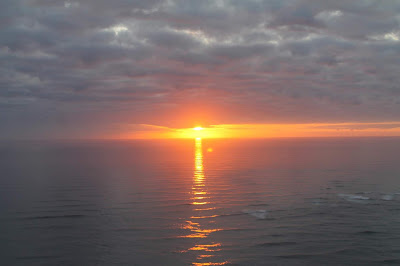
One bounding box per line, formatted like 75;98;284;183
338;194;370;202
381;194;395;201
17;255;60;260
242;209;269;219
381;259;400;264
356;230;382;235
275;254;313;259
248;203;269;207
20;214;85;220
23;225;75;230
256;241;297;247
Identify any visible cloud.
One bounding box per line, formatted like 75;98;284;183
1;0;400;138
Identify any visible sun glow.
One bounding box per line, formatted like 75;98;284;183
117;121;400;140
174;126;223;139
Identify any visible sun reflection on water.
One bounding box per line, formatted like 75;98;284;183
180;138;228;265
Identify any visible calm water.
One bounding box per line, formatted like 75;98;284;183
1;138;400;265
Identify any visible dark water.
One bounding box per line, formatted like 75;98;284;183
1;138;400;265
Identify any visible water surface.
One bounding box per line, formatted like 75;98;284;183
1;138;400;265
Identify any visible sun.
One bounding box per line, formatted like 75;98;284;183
192;126;205;139
175;125;222;138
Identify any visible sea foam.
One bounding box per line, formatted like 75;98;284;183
338;194;370;202
381;194;395;201
242;209;269;219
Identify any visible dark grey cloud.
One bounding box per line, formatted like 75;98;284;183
1;0;400;138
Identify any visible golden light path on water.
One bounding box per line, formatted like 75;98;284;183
181;138;228;266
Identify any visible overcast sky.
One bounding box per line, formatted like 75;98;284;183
1;0;400;138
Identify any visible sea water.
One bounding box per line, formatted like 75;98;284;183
1;137;400;265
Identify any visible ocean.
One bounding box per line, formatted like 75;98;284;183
1;137;400;265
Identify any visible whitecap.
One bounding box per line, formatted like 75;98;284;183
338;193;370;202
381;194;395;201
242;209;269;219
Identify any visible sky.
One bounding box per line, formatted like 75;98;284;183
1;0;400;139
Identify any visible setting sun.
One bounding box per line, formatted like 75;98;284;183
172;126;224;139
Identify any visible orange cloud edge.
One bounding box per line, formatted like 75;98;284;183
111;122;400;139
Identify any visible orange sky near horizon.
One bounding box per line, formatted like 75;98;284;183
111;121;400;139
